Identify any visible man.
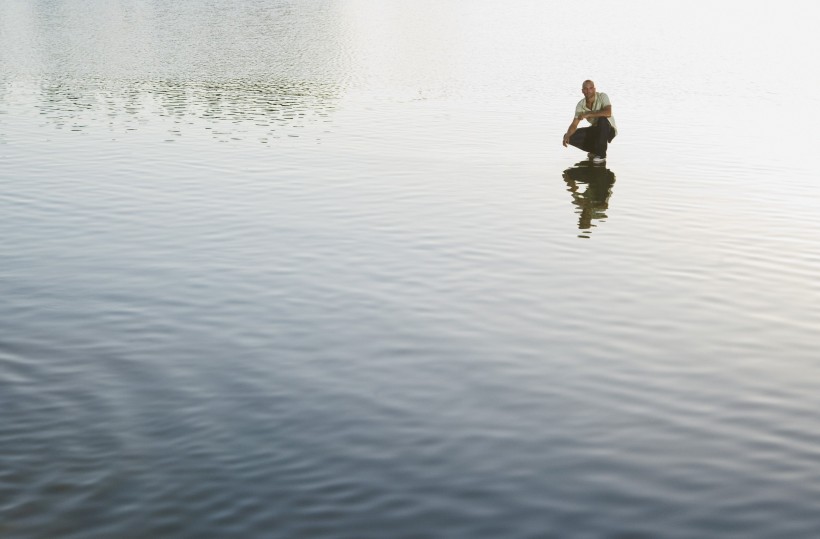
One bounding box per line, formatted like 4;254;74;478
562;80;617;164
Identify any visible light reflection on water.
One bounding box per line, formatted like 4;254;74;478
2;1;820;538
27;77;340;141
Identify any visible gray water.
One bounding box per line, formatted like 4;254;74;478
2;1;820;538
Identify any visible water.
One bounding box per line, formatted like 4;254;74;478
2;1;820;537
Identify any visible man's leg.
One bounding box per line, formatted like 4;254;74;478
591;118;613;158
568;127;592;153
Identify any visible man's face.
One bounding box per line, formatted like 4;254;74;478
582;83;596;100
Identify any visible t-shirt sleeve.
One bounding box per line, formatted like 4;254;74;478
575;101;585;118
598;93;611;108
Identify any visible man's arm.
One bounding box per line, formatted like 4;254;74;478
580;105;612;119
562;116;582;147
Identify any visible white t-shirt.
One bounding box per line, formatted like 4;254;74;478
575;92;617;135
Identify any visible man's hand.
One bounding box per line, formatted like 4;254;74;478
564;116;581;147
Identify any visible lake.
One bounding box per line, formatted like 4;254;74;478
2;1;820;538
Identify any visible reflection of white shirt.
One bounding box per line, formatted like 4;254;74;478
575;92;617;135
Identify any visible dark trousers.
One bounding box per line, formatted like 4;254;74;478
569;117;615;158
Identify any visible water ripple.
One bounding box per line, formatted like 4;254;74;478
3;1;820;538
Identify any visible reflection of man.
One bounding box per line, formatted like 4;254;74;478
563;166;615;233
562;80;617;165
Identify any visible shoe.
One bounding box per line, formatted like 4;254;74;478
591;155;606;164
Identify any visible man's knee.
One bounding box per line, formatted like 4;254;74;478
569;129;587;147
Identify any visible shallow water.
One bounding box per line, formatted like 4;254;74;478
2;1;820;538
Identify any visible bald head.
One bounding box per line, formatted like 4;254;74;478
582;80;596;100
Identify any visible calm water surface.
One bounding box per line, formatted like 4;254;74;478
2;1;820;538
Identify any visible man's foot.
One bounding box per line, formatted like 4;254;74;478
591;155;606;164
